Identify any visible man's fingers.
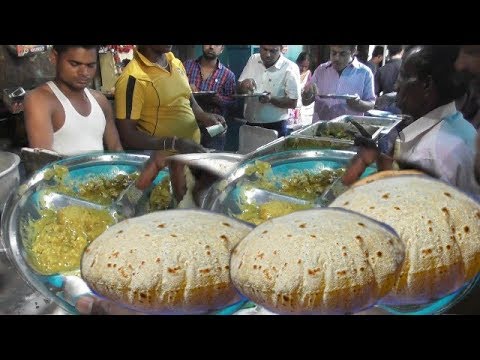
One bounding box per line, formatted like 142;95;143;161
76;296;137;315
342;148;379;186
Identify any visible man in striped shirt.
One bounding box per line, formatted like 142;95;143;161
302;45;376;122
184;45;235;150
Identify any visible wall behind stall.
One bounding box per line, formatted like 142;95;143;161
0;46;55;93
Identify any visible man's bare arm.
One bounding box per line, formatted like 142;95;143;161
116;118;166;150
91;90;123;151
190;94;226;128
116;118;205;153
23;90;55;150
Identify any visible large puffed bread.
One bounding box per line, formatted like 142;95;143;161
331;174;480;305
230;208;404;314
81;209;252;314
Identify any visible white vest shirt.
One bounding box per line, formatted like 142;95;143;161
48;81;106;156
239;53;301;124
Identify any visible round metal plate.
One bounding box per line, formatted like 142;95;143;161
201;149;376;218
0;152;168;314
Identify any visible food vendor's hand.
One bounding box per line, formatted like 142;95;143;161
346;95;362;111
136;151;169;190
76;295;140;315
175;138;207;154
342;147;380;186
258;92;271;104
240;78;257;94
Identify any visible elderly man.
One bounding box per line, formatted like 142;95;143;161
343;45;479;195
237;45;301;137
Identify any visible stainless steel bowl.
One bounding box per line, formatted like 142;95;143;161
0;151;20;216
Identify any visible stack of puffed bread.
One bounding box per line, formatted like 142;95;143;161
81;171;480;314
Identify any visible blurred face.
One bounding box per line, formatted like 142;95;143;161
202;45;224;60
329;45;354;71
54;47;97;90
260;45;282;68
395;49;428;120
297;59;310;74
455;46;480;92
455;46;480;76
148;45;173;55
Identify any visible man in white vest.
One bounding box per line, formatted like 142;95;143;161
24;45;123;156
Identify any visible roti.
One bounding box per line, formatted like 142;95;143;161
81;209;253;314
331;174;480;305
230;208;404;314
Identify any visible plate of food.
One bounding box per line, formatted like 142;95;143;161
192;91;216;96
201;149;377;226
318;94;358;100
1;152;173;314
232;92;270;98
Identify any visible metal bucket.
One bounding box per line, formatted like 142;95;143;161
0;151;20;216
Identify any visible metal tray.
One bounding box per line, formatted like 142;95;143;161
1;151;248;315
201;149;376;219
244;135;356;159
318;94;358;100
232;92;269;98
0;152;173;314
330;114;403;136
291;121;384;143
192;91;216;96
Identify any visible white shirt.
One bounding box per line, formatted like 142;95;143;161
239;53;301;124
48;81;106;156
395;101;480;194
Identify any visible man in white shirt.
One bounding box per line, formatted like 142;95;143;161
237;45;301;137
342;45;480;195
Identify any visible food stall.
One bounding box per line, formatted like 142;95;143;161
1;112;480;315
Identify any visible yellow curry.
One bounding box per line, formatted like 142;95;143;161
26;206;115;274
26;166;173;275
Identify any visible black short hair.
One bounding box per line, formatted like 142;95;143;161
408;45;468;104
372;46;384;57
53;45;99;54
329;45;358;53
387;45;403;56
296;51;310;63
